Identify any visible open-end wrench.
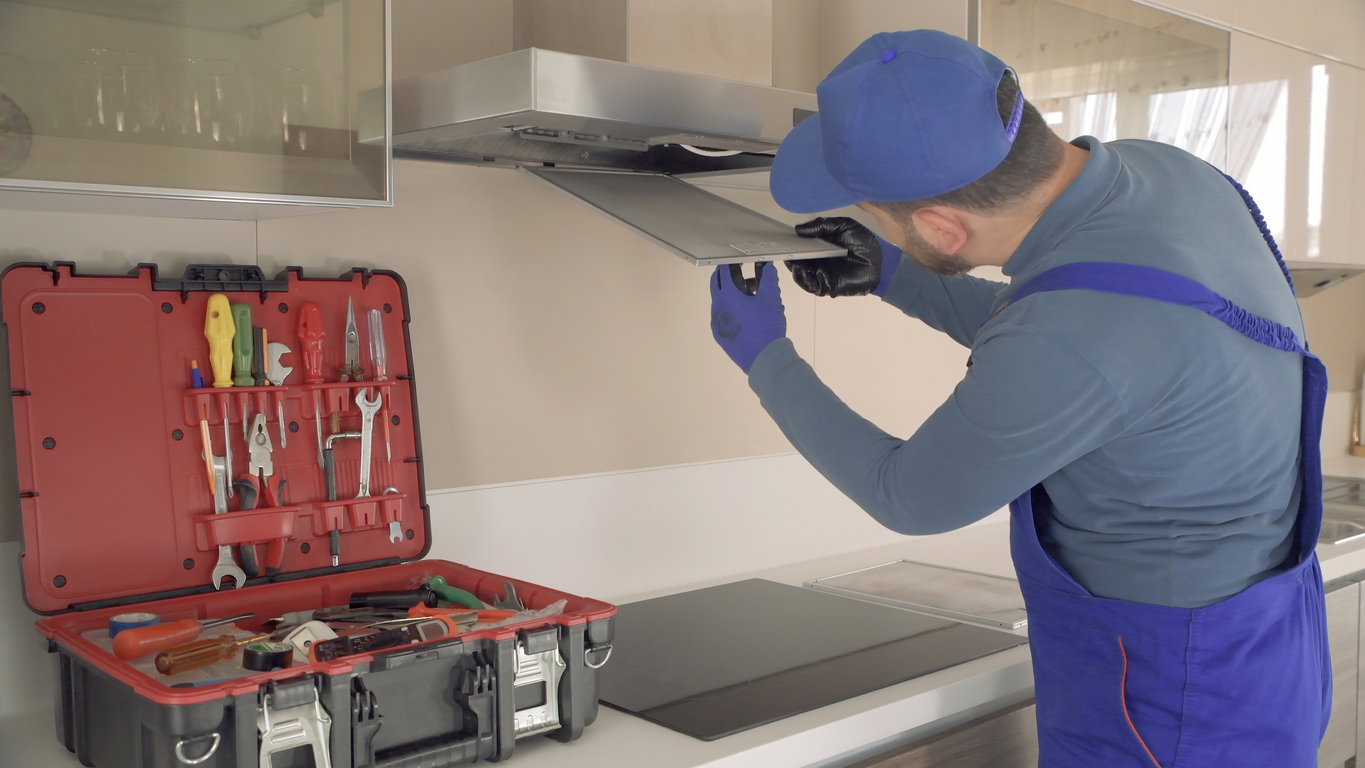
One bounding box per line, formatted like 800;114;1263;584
210;454;246;590
492;580;525;611
266;342;293;449
355;388;382;498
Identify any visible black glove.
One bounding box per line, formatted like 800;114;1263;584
787;217;884;297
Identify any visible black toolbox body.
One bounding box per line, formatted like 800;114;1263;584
4;263;616;768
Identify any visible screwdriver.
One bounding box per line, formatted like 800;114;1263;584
112;613;254;660
232;303;254;440
231;303;254;387
205;295;236;491
155;633;269;676
204;295;235;389
298;302;326;469
367;309;392;463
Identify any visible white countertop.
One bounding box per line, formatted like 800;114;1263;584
10;507;1365;768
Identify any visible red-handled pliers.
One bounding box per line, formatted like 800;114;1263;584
232;414;287;576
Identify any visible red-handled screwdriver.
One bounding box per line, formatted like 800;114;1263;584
112;613;254;661
297;302;326;469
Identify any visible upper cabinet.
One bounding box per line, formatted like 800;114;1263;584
0;0;390;220
979;0;1231;168
1229;31;1363;265
979;0;1365;267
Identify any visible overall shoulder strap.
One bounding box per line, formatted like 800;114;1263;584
999;173;1303;356
1006;262;1307;355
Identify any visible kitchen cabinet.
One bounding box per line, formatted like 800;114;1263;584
979;0;1231;166
1235;0;1365;70
0;0;390;219
848;699;1038;768
1230;32;1363;266
1322;580;1359;767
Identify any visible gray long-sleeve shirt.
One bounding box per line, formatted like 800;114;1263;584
749;136;1305;608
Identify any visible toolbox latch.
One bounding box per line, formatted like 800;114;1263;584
518;627;558;656
455;653;497;751
259;677;333;768
156;263;290;301
351;678;383;768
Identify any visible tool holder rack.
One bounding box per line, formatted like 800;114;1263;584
183;381;409;551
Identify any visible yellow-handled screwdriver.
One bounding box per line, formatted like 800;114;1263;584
205;294;236;490
204;295;235;388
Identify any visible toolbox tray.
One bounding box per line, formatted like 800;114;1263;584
4;263;617;768
36;560;615;768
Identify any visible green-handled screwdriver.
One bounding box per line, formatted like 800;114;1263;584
231;304;254;387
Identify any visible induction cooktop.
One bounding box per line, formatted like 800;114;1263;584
597;578;1028;740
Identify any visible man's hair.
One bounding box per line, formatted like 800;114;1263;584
874;71;1064;217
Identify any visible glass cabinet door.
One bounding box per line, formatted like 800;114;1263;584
979;0;1231;168
0;0;389;214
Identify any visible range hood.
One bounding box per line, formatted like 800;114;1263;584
368;48;841;266
1286;262;1364;298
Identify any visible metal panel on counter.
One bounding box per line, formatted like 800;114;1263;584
808;560;1029;630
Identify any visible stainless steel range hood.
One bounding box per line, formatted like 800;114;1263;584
368;48;841;266
1286;262;1364;298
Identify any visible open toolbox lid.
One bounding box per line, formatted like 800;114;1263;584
2;262;431;614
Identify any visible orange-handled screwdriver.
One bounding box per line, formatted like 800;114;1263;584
155;633;268;676
112;613;253;661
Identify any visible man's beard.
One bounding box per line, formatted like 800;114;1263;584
901;226;973;277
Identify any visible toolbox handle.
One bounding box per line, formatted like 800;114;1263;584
156;264;290;301
374;733;483;768
173;733;220;765
583;643;613;670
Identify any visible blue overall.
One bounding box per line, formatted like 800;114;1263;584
1005;182;1331;767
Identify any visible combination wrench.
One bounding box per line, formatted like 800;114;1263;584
355;388;382;499
209;454;246;590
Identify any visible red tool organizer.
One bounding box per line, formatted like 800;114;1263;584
3;263;426;613
5;263;616;768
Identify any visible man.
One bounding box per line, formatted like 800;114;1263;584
709;30;1330;767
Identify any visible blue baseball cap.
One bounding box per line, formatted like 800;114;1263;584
771;30;1024;214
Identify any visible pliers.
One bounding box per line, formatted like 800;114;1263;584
233;414;287;577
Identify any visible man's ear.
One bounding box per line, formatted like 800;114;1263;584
911;207;969;254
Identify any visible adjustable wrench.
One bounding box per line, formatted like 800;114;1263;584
210;455;246;590
355;388;382;498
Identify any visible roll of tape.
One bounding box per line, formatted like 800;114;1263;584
242;642;294;672
108;612;159;638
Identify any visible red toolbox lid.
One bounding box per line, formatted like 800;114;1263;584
2;263;431;614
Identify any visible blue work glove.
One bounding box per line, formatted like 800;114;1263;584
710;262;786;374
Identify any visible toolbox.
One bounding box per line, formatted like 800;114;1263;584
3;262;616;768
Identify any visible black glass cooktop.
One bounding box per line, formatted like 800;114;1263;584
598;578;1028;741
